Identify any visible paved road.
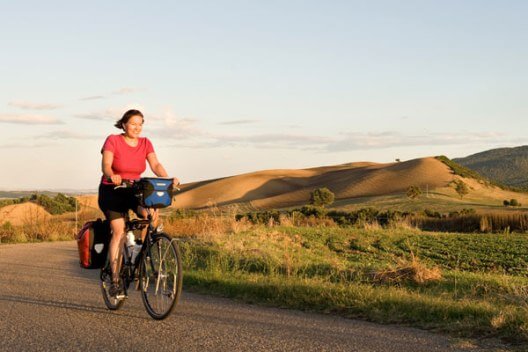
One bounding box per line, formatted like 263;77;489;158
0;241;510;352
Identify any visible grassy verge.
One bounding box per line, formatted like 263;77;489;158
174;224;528;344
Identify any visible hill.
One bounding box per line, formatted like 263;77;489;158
0;202;52;226
174;157;456;209
454;146;528;188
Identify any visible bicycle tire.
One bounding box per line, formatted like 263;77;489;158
139;233;183;320
100;258;126;310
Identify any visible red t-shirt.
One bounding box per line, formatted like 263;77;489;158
100;134;155;184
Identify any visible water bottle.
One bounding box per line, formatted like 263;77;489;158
126;231;135;257
131;240;142;264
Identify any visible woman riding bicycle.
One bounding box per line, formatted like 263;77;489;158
98;109;179;296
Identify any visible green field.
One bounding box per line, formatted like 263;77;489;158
178;224;528;345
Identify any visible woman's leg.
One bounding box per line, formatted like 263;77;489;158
136;206;159;241
109;217;126;284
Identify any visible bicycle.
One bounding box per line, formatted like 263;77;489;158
99;177;183;320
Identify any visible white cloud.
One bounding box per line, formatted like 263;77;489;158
0;114;62;125
8;101;62;110
75;106;145;121
34;130;100;140
325;131;510;152
80;95;106;101
112;87;139;95
160;129;524;153
0;141;56;148
148;109;203;139
219;119;260;125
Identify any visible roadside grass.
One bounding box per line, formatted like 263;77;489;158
166;218;528;344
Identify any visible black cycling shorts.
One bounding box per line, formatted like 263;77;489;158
98;183;143;221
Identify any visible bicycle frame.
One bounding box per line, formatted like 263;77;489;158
119;211;157;295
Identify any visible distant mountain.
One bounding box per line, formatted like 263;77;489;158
0;189;95;199
454;146;528;188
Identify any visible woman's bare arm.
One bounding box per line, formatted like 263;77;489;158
147;153;180;185
147;152;168;177
102;151;121;185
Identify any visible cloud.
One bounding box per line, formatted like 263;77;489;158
219;119;260;125
147;109;203;139
8;101;62;110
79;87;140;101
75;112;114;120
112;87;139;95
0;114;62;125
0;141;56;148
160;129;522;153
34;130;100;140
75;106;142;121
162;132;332;150
80;95;106;101
325;131;511;152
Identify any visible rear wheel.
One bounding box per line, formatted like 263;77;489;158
139;233;183;320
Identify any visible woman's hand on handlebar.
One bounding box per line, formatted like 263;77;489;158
109;174;122;186
172;177;181;191
172;177;180;187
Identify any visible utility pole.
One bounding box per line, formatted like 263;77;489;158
75;194;78;233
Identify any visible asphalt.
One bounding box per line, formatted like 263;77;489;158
0;241;512;352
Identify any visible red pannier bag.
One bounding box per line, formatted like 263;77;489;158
76;219;110;269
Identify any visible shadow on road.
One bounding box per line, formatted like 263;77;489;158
0;294;149;320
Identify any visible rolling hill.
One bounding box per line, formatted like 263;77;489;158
174;157;456;209
454;146;528;188
0;202;52;226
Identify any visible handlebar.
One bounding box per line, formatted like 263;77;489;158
108;177;180;192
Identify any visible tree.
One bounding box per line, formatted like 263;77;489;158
510;199;519;207
309;187;335;207
503;200;510;207
406;185;422;200
454;180;469;199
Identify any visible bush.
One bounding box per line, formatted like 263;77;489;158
34;193;77;215
300;205;327;218
503;200;510;207
309;187;335;207
453;180;469;199
510;199;520;207
406;185;422;200
424;209;441;218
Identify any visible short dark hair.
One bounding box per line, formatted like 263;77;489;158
114;109;144;130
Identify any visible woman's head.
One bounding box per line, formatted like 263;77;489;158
115;109;144;138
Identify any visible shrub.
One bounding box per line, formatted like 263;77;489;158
406;185;422;200
300;205;327;218
510;199;519;207
503;200;510;207
309;187;335;207
453;180;469;199
424;209;441;218
34;193;77;215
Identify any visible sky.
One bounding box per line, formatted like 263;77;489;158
1;0;527;190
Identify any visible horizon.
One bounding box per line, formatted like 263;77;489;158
1;1;527;189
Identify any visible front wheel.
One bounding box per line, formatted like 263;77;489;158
139;233;183;320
